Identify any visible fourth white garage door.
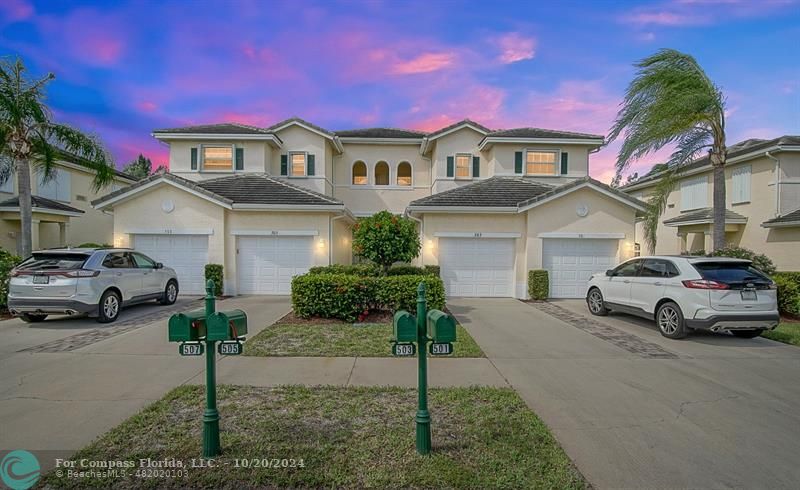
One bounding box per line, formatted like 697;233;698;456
542;238;619;298
439;238;514;297
237;236;313;295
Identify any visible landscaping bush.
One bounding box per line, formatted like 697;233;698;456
204;264;224;296
308;264;380;276
708;246;776;275
386;265;438;276
76;242;112;248
773;272;800;316
0;248;22;308
352;211;421;273
424;265;440;277
291;273;444;322
528;270;549;300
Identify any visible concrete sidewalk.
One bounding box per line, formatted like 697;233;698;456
449;297;800;489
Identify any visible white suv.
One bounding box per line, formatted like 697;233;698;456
585;256;779;339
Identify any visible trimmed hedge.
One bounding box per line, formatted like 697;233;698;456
423;265;440;277
683;246;776;275
309;263;438;277
292;273;445;322
528;270;549;300
204;264;224;296
0;248;22;307
774;272;800;316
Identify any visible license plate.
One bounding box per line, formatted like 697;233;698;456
741;289;757;301
33;275;49;284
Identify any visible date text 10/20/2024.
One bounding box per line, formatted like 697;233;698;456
54;458;307;470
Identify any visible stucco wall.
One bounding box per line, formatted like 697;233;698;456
490;143;590;183
271;125;331;194
168;140;269;180
430;127;487;194
331;217;352;265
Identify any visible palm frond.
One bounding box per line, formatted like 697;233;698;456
642;169;678;253
45;123;114;190
667;128;713;168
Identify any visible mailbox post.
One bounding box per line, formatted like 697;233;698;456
168;279;247;458
415;282;432;455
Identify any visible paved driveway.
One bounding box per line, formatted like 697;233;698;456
448;298;800;489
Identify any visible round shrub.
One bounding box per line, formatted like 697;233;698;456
708;246;776;275
352;211;421;273
773;272;800;317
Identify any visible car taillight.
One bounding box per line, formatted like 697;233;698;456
62;270;100;278
10;270;23;277
682;279;729;290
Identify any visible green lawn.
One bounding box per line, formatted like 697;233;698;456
763;321;800;346
244;322;484;358
43;385;585;489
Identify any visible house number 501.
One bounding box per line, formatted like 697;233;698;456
473;232;482;238
164;229;173;234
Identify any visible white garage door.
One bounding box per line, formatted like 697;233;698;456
542;238;619;298
439;238;514;297
237;236;313;295
133;234;209;294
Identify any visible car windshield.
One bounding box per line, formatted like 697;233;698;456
692;262;771;286
18;253;90;271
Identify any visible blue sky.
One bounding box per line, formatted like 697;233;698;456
1;0;798;181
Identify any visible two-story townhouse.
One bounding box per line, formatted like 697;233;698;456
621;136;800;271
0;154;137;254
93;117;647;299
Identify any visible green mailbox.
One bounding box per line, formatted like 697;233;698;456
206;309;248;341
168;310;207;342
426;309;456;343
393;310;417;343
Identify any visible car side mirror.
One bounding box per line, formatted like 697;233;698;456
155;262;164;269
605;269;614;277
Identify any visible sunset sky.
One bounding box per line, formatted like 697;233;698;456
1;0;798;182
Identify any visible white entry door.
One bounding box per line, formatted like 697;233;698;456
542;238;619;298
439;237;515;297
237;236;313;294
133;234;209;294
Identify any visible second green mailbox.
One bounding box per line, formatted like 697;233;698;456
168;310;207;342
426;309;456;343
206;309;248;341
393;310;417;343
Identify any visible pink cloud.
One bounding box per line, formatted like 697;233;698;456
137;101;158;112
0;0;33;21
391;52;457;75
35;9;128;66
621;11;701;26
620;0;797;27
494;33;536;64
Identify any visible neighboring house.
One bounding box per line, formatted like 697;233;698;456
621;136;800;271
93;118;647;298
0;155;137;254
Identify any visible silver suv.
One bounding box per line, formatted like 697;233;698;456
8;248;179;323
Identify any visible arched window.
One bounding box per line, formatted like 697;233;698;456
375;161;389;186
352;161;367;185
397;162;412;186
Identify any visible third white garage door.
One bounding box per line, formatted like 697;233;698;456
133;234;209;294
237;236;313;294
439;237;514;297
542;238;619;298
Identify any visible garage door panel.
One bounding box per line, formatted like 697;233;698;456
238;236;312;295
543;238;619;299
439;237;515;298
134;234;208;295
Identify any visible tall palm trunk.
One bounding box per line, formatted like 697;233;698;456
17;158;33;257
711;153;727;251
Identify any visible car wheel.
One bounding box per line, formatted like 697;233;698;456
656;302;687;339
20;313;48;323
98;290;121;323
160;280;178;306
730;329;764;339
586;288;609;316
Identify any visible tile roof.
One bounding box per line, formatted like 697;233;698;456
266;117;336;137
334;128;427;139
152;123;272;135
762;208;800;227
0;195;84;214
663;208;747;226
622;135;800;189
92;171;342;208
409;177;555;208
517;176;644;209
486;127;604;140
424;119;493;139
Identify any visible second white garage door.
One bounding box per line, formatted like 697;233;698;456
237;236;313;295
133;234;209;294
439;238;515;297
542;238;619;298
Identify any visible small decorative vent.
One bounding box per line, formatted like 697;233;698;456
76;195;87;202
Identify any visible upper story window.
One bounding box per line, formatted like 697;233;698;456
352;161;367;185
680;175;708;211
0;174;14;194
375;161;390;185
526;151;557;175
731;165;751;204
291;152;306;176
37;168;71;202
203;146;233;171
397;162;412;186
455;154;471;179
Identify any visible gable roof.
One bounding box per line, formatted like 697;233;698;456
153;123;272;135
487;127;604;140
407;176;647;213
762;208;800;228
663;208;747;226
92;171;344;210
424;119;492;140
622;135;800;191
266;117;343;153
0;195;84;216
334;128;427;139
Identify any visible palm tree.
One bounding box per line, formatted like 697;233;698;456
0;57;114;257
608;49;727;253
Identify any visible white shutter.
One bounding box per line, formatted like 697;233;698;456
57;170;71;201
732;165;751;204
680;176;708;211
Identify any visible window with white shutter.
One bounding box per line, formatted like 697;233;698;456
37;168;71;202
731;165;751;204
680;175;708;211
